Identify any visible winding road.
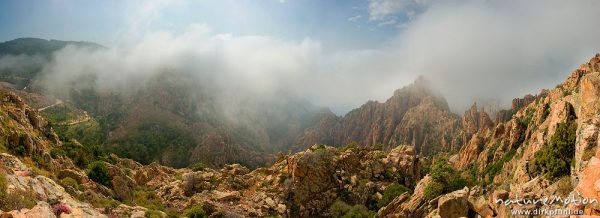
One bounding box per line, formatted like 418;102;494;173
37;99;92;126
38;99;64;111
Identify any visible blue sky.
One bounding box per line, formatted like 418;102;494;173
0;0;409;51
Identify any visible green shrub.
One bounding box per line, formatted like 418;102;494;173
311;144;327;152
330;199;352;217
342;205;376;218
184;205;206;218
133;186;166;211
464;163;480;186
427;157;469;197
477;142;485;153
340;142;358;152
542;103;551;120
145;209;163;218
61;177;82;191
0;190;37;211
430;158;456;182
420;158;432;176
531;120;577;180
371;143;384;151
96;198;120;209
50;140;107;168
423;181;444;201
516;120;529;146
0;173;36;211
484;149;516;183
447;177;468;191
583;145;597;161
377;183;411;208
87;161;111;187
13;145;25;156
0;172;6;200
486;143;499;162
192;162;205;172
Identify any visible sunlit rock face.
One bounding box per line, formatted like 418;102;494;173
295;77;465;155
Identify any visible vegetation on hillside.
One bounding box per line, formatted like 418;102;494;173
112;122;195;168
184;205;207;218
530;119;577;180
424;156;469;200
0;172;36;211
87;161;111;188
329;199;377;218
483;148;516;184
377;183;411;208
50;140;107;168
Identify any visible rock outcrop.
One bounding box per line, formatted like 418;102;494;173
446;53;600;217
295;77;465;155
436;188;469;218
378;175;434;218
149;144;422;217
0;153;105;217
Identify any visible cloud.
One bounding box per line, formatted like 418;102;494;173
374;0;600;111
33;0;600;115
377;19;397;26
368;0;431;20
117;0;185;43
39;24;328;114
348;15;362;22
0;55;47;72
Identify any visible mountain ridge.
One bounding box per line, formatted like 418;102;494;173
0;37;104;56
0;45;600;216
293;76;467;155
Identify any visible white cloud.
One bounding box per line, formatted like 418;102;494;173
368;0;431;20
117;0;185;43
33;0;600;114
348;15;362;22
377;19;397;26
40;25;326;106
377;0;600;111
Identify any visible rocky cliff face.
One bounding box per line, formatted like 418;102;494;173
0;92;153;217
294;77;466;155
439;53;600;217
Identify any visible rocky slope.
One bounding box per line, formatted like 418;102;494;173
379;54;600;217
294;77;469;155
0;88;424;217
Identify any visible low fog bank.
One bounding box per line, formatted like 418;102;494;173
3;1;600;115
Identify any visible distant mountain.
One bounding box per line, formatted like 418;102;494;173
0;38;490;168
294;77;472;155
0;38;103;88
0;37;103;57
48;70;330;168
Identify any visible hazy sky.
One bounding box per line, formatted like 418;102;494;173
0;0;407;51
2;0;600;114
